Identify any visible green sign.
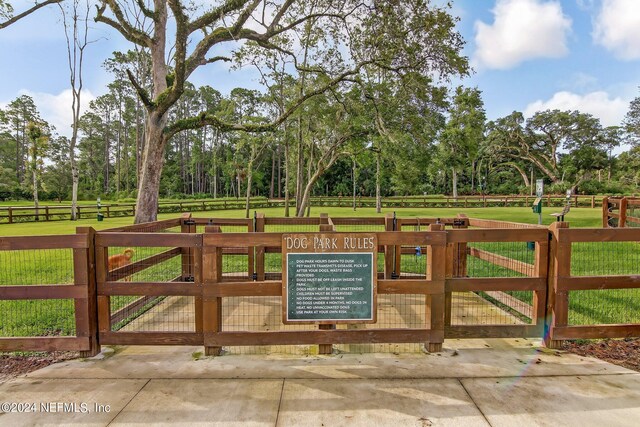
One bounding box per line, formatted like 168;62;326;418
286;252;374;322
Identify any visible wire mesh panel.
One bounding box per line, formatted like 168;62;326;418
111;296;196;332
0;299;76;338
568;240;640;326
334;294;426;354
0;248;76;338
0;249;74;286
222;296;317;355
107;246;184;282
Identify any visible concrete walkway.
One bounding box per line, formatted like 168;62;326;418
1;338;639;426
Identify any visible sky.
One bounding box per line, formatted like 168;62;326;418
1;0;639;144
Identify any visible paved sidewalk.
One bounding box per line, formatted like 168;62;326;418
1;338;639;426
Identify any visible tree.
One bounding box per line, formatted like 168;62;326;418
26;121;49;218
624;93;640;146
439;86;485;198
60;0;91;220
95;0;468;222
0;0;62;29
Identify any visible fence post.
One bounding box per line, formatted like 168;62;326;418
591;195;595;209
203;225;223;356
318;213;336;355
384;213;395;279
180;213;194;280
75;226;100;357
426;223;445;352
545;221;570;349
255;213;265;281
394;217;402;277
602;196;609;227
620;197;628;227
533;229;550;336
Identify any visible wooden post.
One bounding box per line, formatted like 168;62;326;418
620;197;628;228
255;213;265;281
318;213;335;355
384;213;394;279
180;213;194;280
75;227;100;357
426;223;445;353
203;226;223;356
545;221;570;349
106;205;110;218
591;195;595;209
533;233;549;337
394;218;402;277
95;242;111;345
602;196;609;228
8;207;12;224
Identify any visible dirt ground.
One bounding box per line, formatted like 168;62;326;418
564;338;640;372
0;352;77;383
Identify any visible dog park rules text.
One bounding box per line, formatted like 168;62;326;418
282;233;377;324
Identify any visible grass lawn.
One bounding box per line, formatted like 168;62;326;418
1;204;637;340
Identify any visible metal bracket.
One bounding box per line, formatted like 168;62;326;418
453;219;466;227
184;275;195;282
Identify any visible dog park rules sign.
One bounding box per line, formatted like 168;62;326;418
282;233;377;324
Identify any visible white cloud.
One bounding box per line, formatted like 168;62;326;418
523;91;628;126
17;89;96;138
473;0;572;69
593;0;640;60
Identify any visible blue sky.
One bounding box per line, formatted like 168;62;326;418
1;0;639;139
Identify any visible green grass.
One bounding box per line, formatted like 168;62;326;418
0;205;636;340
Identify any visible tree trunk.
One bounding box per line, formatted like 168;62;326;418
452;168;458;199
134;111;168;223
352;158;357;211
284;141;290;217
376;151;381;213
245;160;253;219
269;148;275;199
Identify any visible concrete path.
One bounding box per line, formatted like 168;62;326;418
1;338;639;426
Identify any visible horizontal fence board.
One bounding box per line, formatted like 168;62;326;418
559;276;640;291
468;218;546;229
0;337;90;352
446;278;547;292
100;332;203;346
107;247;181;281
553;325;640;340
100;282;200;296
204;233;281;247
331;217;386;225
468;247;535;276
264;218;321;225
205;281;281;297
97;233;202;247
0;285;87;300
559;227;640;242
0;234;87;250
377;232;447;246
445;325;542;339
447;229;548;243
102;218;181;232
205;329;433;346
192;218;251;226
378;279;444;295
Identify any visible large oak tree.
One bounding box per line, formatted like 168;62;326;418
95;0;468;222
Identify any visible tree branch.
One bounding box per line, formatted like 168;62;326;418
0;0;62;29
95;0;152;47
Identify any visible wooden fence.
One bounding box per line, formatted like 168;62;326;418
603;196;640;227
0;194;605;224
1;214;639;356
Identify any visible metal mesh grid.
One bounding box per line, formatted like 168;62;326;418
451;241;535;326
111;295;195;332
222;252;251;280
627;205;640;227
465;242;535;278
398;249;428;276
108;246;185;282
335;294;426;354
571;242;640;276
0;299;76;337
0;249;74;286
222;296;316;355
569;289;640;325
264;223;319;233
450;291;531;326
568;240;640;326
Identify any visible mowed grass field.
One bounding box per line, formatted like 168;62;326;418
1;205;639;340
